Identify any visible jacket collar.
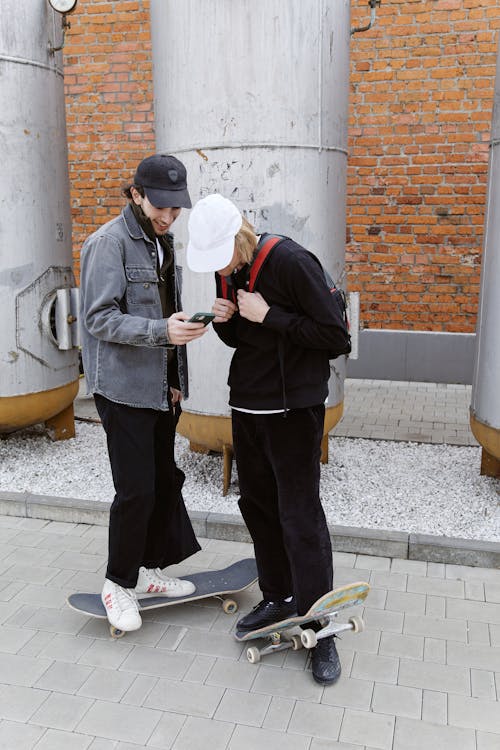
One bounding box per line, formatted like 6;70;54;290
122;202;175;251
122;202;149;242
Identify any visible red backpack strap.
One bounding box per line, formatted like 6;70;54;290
218;274;236;303
248;235;286;292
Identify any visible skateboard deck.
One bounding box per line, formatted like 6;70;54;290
235;580;370;663
67;558;258;637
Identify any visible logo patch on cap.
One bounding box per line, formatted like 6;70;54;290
168;169;178;183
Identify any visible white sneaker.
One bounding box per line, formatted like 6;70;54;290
101;579;142;631
135;567;196;597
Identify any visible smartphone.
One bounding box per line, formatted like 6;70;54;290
188;312;216;326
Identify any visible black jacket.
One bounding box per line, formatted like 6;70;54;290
213;234;350;411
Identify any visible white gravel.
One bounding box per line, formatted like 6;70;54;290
1;421;498;542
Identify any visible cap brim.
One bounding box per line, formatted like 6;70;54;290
186;237;235;273
144;186;192;209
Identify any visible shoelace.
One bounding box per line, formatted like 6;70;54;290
114;585;138;612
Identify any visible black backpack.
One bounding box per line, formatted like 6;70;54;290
219;233;351;359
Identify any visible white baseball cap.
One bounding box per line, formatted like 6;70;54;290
187;194;243;272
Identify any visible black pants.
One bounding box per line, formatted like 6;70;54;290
232;405;333;616
94;394;201;588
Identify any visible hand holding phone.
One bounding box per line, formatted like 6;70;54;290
188;312;216;326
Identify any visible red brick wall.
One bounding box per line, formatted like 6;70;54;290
64;0;154;276
64;0;499;333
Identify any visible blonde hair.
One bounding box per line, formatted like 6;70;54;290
234;216;258;265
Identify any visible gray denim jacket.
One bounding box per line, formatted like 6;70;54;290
80;203;188;410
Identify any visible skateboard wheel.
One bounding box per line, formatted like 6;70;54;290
109;626;126;639
246;646;261;664
222;598;238;614
300;629;317;649
290;635;303;651
349;615;364;634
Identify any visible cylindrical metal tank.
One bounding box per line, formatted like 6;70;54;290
150;0;351;488
0;0;79;439
470;43;500;477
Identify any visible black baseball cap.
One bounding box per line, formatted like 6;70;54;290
134;154;192;208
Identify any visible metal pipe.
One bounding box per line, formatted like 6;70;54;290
351;0;381;36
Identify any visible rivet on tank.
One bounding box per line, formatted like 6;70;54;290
0;0;80;440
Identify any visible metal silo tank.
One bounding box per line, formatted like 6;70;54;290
0;0;79;439
470;43;500;477
150;0;351;490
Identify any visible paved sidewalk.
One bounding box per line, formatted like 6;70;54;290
1;514;499;750
76;378;477;447
335;380;476;447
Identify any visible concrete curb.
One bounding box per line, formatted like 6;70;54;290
1;490;499;569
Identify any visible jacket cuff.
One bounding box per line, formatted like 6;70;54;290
150;318;173;347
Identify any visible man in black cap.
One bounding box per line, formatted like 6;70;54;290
80;154;207;633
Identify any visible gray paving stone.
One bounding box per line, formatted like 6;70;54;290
146;711;186;749
421;689;447;725
423;637;446;664
406;574;464;599
393;716;475;750
0;720;45;750
288;700;343;741
477;730;500;750
177;628;244;659
425;595;446;618
362;607;404;634
78;666;136;702
467;620;491;646
447;641;500;672
321;676;373;711
403;613;467;642
33;728;94;749
340;708;394;749
76;700;161;745
351;652;399;684
24;606;88;635
182;654;215;683
398;659;470;695
0;651;52;687
447;597;500;626
120;674;158;706
262;696;295;732
227;724;309;750
471;669;497;700
145;678;224;718
378;631;423;661
0;625;37;653
35;660;93;694
206;657;258;691
372;683;422;719
448;694;500;733
385;591;426;615
78;639;133;670
40;633;95;663
172;715;234;750
214;688;271;726
119;645;193;679
0;684;48;722
252;665;323;702
30;692;94;732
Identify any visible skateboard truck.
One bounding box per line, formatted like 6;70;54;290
245;611;365;663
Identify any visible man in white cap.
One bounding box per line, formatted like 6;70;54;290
187;193;351;685
80;154;207;634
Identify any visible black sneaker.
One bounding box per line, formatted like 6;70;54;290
236;598;296;635
311;635;341;685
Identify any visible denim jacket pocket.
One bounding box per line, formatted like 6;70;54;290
125;265;158;306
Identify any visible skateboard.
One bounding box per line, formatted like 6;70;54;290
67;557;258;639
235;580;370;663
